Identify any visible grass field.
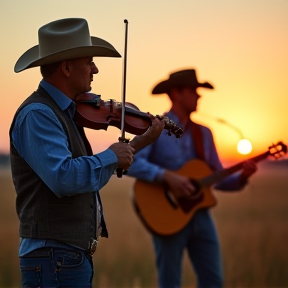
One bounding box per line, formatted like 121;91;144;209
0;164;287;288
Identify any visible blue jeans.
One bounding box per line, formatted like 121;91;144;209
152;209;223;288
20;247;93;288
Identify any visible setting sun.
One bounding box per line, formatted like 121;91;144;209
237;139;252;155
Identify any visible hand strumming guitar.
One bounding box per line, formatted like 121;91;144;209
162;170;196;199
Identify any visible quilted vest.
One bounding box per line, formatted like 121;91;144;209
10;86;107;250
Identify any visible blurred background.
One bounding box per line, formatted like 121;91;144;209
1;0;288;161
0;0;287;287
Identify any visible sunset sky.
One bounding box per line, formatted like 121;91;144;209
1;0;287;165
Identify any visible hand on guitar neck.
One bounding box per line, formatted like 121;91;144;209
239;159;258;180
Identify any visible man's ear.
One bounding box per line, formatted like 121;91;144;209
61;60;70;76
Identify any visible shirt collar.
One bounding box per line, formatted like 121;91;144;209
40;79;74;112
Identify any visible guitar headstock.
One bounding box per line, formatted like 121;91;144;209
268;141;287;159
156;115;184;138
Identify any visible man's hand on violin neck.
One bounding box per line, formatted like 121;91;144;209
109;118;164;170
109;142;135;170
145;117;165;141
130;117;165;153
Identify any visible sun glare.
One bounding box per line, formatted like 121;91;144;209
237;139;252;155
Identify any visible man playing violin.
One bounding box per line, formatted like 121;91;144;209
127;69;257;288
10;18;164;287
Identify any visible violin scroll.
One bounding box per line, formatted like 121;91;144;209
155;115;183;138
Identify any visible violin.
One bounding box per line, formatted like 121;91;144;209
74;92;184;138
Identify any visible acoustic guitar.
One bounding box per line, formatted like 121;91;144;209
132;141;287;236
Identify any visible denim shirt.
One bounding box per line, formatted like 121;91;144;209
127;111;247;191
11;79;118;256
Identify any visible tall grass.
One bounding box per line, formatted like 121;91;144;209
0;165;287;287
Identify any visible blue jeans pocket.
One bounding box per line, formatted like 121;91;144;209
20;248;92;287
55;250;84;269
20;264;41;288
54;250;92;286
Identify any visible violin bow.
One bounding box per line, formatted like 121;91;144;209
116;19;129;178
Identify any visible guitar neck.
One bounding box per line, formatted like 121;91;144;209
199;151;270;187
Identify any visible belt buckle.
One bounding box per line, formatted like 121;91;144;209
88;238;98;256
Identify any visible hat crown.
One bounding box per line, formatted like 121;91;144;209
39;18;92;57
169;69;196;80
169;69;197;86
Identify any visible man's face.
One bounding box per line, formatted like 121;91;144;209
67;57;98;95
177;87;200;113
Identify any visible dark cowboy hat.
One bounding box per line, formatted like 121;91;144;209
152;69;214;94
14;18;121;73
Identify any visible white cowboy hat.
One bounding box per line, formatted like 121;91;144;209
14;18;121;73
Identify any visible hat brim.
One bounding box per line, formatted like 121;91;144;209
152;80;214;94
14;36;121;73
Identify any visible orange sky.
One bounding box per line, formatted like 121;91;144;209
1;0;287;165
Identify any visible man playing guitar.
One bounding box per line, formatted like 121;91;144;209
127;69;257;288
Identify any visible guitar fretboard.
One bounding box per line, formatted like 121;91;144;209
198;151;270;187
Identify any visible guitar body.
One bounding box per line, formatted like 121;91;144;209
132;141;287;236
132;159;217;236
